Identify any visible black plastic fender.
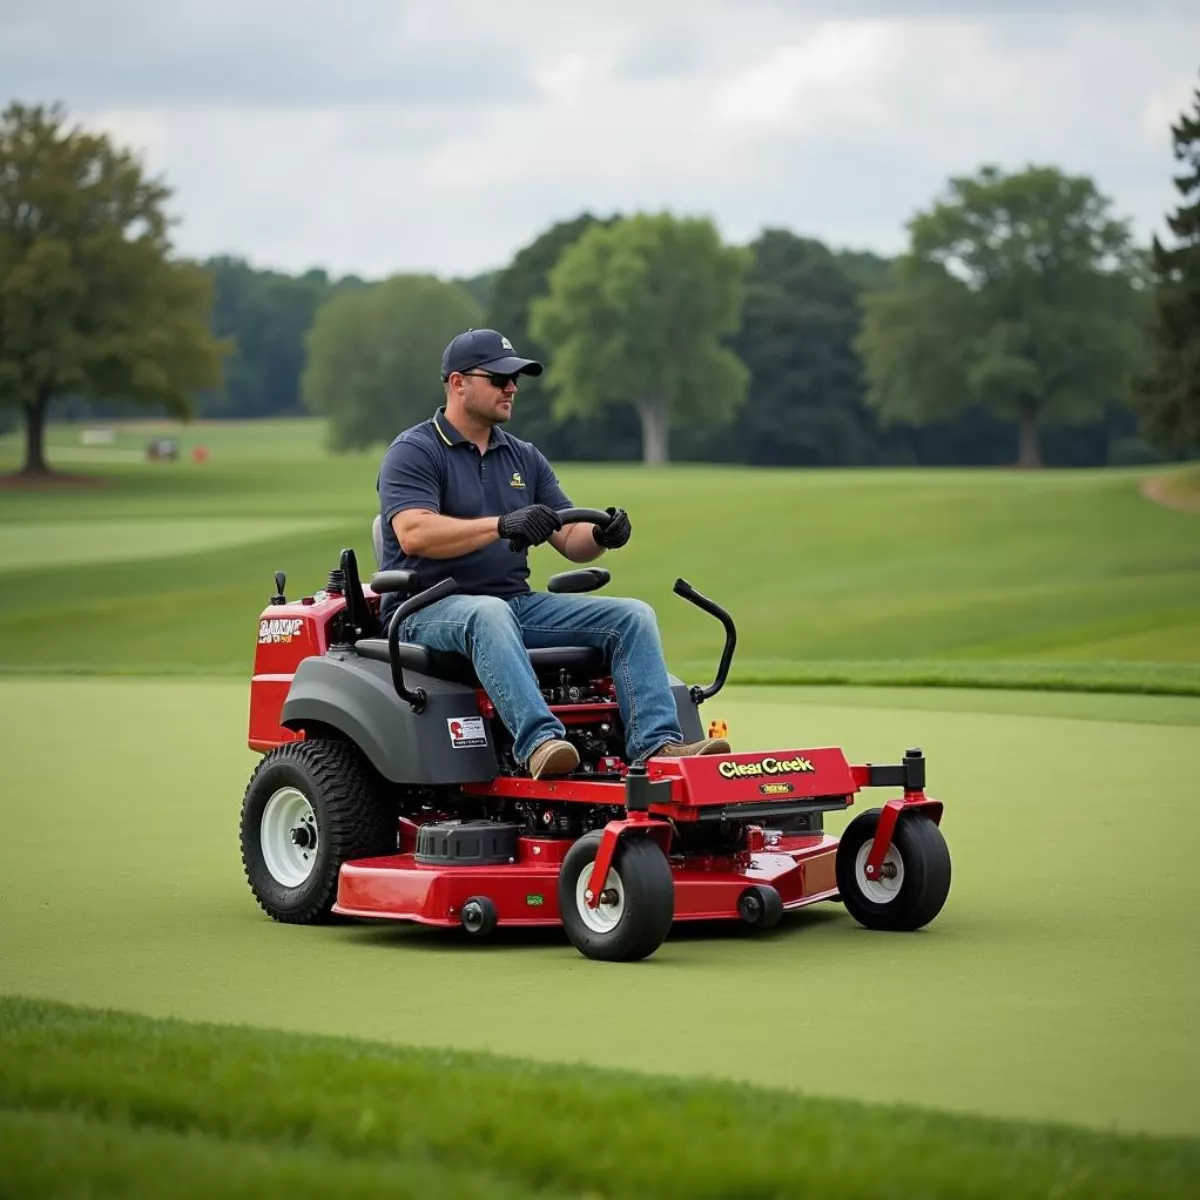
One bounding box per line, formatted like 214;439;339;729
280;651;499;785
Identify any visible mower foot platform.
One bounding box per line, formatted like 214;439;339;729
332;833;839;929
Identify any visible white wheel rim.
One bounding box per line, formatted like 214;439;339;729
261;786;319;888
854;841;904;904
574;862;627;934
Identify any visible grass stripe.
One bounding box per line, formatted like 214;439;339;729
0;1107;543;1200
1;997;1196;1200
1;659;1197;695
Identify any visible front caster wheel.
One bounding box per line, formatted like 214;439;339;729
558;830;674;962
835;808;951;932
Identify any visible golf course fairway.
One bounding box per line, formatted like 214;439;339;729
2;675;1196;1139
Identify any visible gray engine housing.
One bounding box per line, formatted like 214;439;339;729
280;649;705;785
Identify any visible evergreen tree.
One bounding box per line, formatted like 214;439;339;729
1133;73;1200;455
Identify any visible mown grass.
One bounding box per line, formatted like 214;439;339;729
4;675;1197;1135
2;996;1196;1200
0;419;1197;692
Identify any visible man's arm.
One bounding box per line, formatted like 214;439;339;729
549;523;606;563
528;445;604;562
392;510;500;558
381;437;500;558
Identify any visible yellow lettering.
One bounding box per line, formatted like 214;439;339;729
718;755;815;779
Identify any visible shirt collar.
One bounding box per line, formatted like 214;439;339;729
431;407;510;450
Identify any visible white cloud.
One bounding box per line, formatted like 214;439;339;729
1142;80;1197;141
708;24;898;137
4;2;1197;276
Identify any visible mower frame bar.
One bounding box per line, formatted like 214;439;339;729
386;577;459;711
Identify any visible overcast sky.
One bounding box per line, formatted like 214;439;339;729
4;1;1197;279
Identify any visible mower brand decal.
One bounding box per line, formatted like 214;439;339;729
258;617;304;644
719;755;814;780
526;894;544;906
759;782;794;795
447;716;488;748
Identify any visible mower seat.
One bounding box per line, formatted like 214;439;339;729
351;638;604;687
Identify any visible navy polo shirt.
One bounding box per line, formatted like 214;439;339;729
375;408;572;624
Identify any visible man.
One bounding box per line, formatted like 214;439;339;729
376;327;731;779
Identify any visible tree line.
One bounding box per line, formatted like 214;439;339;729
2;88;1198;474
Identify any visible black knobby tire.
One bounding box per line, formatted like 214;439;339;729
835;807;951;932
558;829;675;962
240;738;396;924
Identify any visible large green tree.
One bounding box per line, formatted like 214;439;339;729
485;213;639;460
529;212;749;465
857;164;1146;467
1132;75;1200;455
0;102;226;475
675;231;888;466
301;274;481;451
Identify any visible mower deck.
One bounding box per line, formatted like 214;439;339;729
332;832;840;927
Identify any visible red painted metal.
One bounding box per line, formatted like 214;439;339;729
647;746;857;808
863;791;945;879
461;749;856;816
583;813;673;907
461;775;674;805
332;832;841;927
248;589;356;749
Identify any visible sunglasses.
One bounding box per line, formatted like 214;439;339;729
461;370;521;389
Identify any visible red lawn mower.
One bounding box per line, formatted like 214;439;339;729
241;508;951;962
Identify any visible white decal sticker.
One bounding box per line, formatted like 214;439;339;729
258;617;304;644
447;716;488;748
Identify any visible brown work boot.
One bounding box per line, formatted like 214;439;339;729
528;738;580;778
650;737;731;758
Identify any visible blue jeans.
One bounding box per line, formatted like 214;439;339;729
398;592;684;765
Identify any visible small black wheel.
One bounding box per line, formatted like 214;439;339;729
737;884;783;929
460;895;498;937
835;808;951;932
558;829;675;962
240;738;395;924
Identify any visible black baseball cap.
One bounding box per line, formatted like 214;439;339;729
440;328;544;381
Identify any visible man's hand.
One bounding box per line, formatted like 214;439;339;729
498;504;563;550
592;506;632;549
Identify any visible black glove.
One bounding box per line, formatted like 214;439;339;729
498;504;563;551
593;506;631;549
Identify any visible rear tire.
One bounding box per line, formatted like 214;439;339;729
240;738;395;924
558;830;674;962
835;808;950;932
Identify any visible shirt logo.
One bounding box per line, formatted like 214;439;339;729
510;471;526;489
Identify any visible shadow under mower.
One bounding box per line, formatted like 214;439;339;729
241;507;951;962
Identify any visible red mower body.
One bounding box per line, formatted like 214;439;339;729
249;587;360;750
329;746;939;929
241;552;951;960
